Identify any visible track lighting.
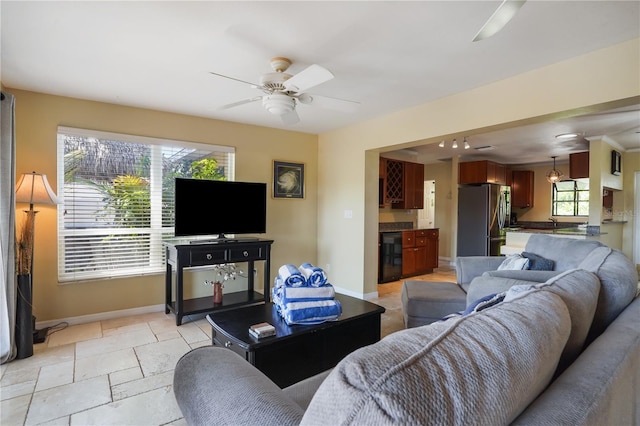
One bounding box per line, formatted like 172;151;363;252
438;137;471;149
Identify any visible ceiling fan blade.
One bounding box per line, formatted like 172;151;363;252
473;0;526;42
209;72;260;89
219;96;262;110
283;64;334;93
281;110;300;125
304;94;360;113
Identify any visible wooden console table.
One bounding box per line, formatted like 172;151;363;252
164;238;274;325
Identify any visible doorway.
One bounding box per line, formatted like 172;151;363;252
418;180;435;229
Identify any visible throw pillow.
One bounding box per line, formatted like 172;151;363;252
522;252;554;271
301;290;571;425
498;254;530;271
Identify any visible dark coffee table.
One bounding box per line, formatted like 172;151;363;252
206;293;386;388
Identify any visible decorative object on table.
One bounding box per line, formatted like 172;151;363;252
272;263;341;325
248;322;276;339
14;171;59;353
204;263;243;304
273;160;304;199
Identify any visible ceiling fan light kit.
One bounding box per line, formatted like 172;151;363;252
263;93;295;116
546;156;564;183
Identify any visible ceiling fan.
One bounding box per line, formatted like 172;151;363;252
210;57;360;124
473;0;527;42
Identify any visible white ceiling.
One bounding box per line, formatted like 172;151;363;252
2;1;639;166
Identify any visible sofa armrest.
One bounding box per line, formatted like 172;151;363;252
173;346;306;425
455;256;505;286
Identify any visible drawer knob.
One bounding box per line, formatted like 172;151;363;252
243;250;249;257
206;253;212;260
224;341;233;348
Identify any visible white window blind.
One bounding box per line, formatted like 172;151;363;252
57;127;235;283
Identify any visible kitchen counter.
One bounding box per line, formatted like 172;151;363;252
505;227;606;236
501;228;606;255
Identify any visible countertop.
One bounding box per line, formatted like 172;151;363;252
505;227;606;236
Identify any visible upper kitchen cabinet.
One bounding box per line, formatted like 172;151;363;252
570;151;589;179
459;160;507;185
381;158;404;204
392;161;424;209
511;170;534;208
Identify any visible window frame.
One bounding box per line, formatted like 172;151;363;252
56;126;235;283
551;179;589;217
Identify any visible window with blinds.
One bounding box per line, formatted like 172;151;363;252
56;127;235;283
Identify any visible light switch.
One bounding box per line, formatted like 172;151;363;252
344;210;353;218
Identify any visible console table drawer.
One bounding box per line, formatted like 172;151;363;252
228;247;264;261
190;249;226;266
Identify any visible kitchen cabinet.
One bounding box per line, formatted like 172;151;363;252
392;161;424;209
459;160;507;185
570;151;589;179
511;170;534;208
424;229;439;270
382;159;404;204
401;229;438;277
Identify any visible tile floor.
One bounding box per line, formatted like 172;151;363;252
1;266;456;426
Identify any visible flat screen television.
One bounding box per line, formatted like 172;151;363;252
174;178;267;239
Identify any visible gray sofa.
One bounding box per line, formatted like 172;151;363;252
173;236;639;425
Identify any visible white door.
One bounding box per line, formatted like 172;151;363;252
418;180;435;229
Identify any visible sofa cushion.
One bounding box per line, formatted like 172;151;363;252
522;251;554;271
497;253;529;270
503;269;600;374
301;289;571;425
524;234;602;271
578;246;639;342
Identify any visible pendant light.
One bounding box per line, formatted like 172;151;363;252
546;156;564;183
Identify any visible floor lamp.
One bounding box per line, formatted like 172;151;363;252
15;171;59;345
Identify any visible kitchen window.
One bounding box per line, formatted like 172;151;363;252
56;126;235;283
551;180;589;216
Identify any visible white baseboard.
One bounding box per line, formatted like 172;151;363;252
36;304;166;329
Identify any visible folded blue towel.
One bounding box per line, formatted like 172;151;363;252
277;299;342;325
299;262;328;287
278;264;306;287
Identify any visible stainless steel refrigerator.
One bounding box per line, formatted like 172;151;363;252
457;184;510;257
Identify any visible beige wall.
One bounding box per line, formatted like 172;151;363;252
10;38;640;322
318;38;639;298
11;89;319;321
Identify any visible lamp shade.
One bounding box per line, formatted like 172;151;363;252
15;172;59;206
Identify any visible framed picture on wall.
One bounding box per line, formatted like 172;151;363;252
611;150;621;175
273;160;305;199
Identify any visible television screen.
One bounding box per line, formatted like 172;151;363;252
174;178;267;238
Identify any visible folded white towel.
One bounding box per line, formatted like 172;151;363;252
299;262;328;287
278;264;306;287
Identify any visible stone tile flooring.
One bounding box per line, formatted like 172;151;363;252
1;267;456;425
